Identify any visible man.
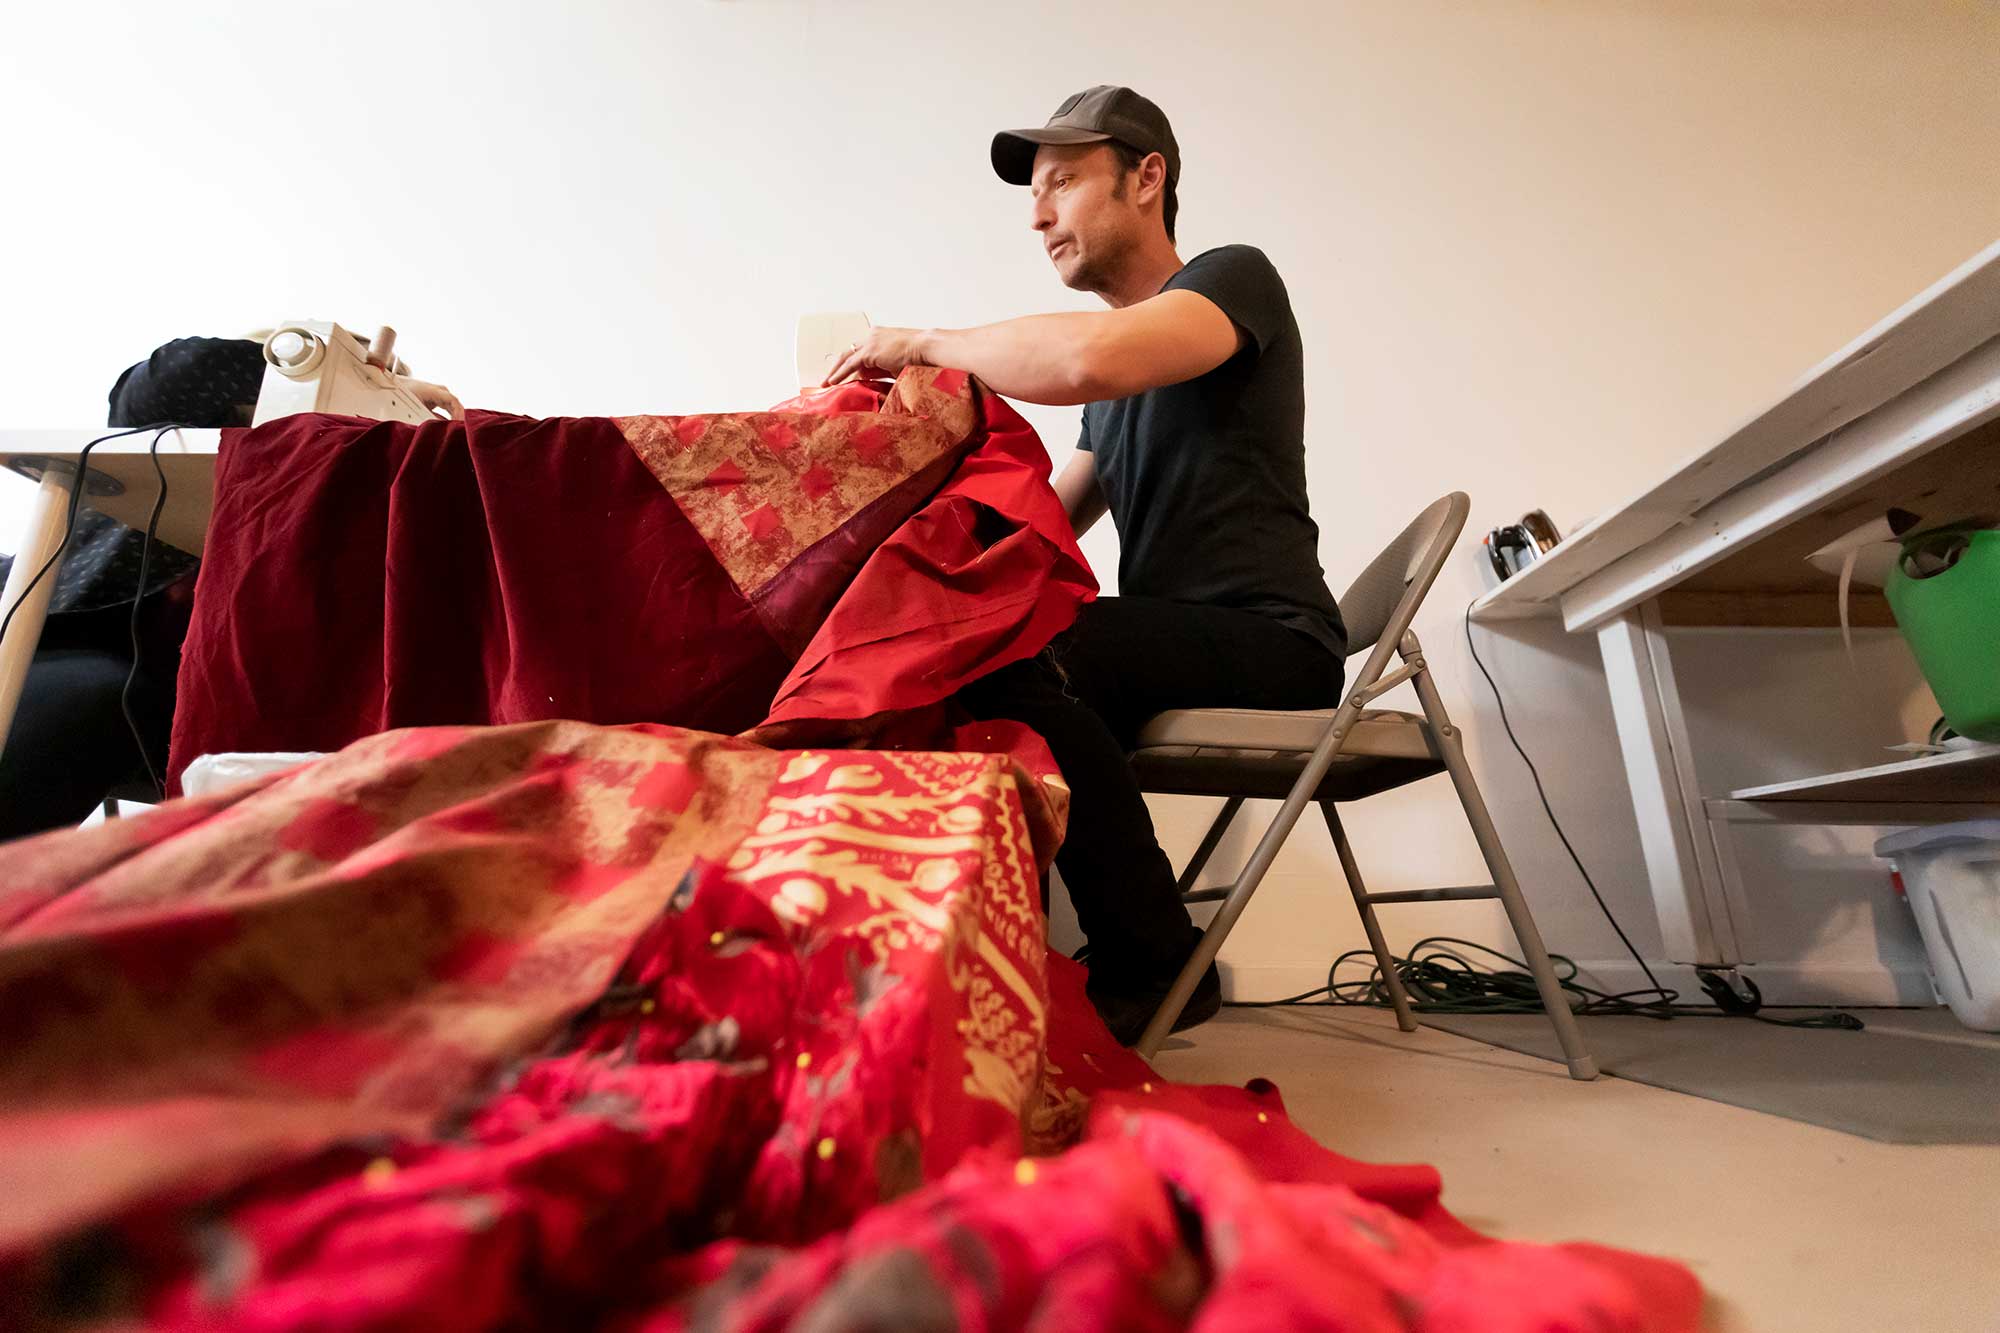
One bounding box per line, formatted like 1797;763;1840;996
823;86;1346;1043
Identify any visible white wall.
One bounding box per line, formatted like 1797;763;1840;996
4;1;1997;999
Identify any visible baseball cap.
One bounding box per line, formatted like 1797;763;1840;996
990;85;1180;187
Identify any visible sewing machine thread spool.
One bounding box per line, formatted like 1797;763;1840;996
366;326;398;371
264;327;326;378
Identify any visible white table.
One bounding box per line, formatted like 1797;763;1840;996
0;428;220;754
1471;237;2000;969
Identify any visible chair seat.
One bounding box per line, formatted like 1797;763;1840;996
1129;707;1444;802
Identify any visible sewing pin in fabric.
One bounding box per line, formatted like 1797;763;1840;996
815;1137;837;1161
795;1051;813;1070
362;1158;398;1190
1014;1160;1038;1186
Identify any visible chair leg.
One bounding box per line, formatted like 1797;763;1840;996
1177;797;1244;898
1320;801;1417;1032
1413;660;1598;1081
1135;789;1319;1059
1134;693;1374;1059
1134;885;1237;1060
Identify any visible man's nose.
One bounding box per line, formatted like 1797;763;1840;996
1030;198;1054;231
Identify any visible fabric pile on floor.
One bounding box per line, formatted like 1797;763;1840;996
0;720;1699;1330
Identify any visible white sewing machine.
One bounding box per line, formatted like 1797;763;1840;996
253;321;461;426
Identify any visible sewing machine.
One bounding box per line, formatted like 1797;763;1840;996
254;322;460;426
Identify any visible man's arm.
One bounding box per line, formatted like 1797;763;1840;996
1052;449;1107;539
822;290;1242;406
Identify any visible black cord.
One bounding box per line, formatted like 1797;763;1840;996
1229;935;1862;1030
2;424;191;803
119;428;173;797
1225;601;1863;1033
1461;601;1667;998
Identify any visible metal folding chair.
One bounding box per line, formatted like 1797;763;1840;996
1126;492;1597;1078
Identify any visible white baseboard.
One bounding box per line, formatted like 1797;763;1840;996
1215;962;1341;1004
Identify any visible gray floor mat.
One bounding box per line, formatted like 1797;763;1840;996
1423;1008;2000;1144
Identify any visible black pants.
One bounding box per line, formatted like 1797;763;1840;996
0;602;179;842
959;597;1344;979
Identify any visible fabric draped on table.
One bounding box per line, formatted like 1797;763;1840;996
165;368;1095;791
0;720;1701;1331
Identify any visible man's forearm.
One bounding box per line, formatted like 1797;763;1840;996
920;314;1111;406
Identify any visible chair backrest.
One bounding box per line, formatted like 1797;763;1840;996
1336;492;1469;658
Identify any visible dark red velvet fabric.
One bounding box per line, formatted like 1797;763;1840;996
167;412;788;784
167;369;1095;791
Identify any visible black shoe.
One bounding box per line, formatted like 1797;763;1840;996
1084;956;1222;1047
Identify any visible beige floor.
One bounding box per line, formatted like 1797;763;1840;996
1152;1007;2000;1333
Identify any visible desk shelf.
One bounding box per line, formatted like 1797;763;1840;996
1729;743;2000;804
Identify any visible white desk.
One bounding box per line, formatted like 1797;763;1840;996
1471;238;2000;969
0;428;220;753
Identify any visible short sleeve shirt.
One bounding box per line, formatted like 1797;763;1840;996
1081;245;1345;657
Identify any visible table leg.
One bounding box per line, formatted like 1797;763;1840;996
0;470;79;757
1594;603;1742;966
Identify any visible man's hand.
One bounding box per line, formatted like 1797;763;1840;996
822;326;932;386
403;377;465;420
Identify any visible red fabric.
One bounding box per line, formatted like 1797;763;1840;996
0;722;1701;1331
167;369;1094;790
760;374;1091;731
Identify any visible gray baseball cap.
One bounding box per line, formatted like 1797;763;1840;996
991;85;1180;187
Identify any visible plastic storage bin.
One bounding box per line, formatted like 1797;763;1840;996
1875;819;2000;1031
1884;527;2000;742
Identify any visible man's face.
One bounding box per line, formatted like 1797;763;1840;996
1029;143;1140;293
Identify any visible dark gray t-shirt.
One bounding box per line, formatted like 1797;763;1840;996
1080;244;1346;658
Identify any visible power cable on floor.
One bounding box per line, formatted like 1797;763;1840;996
1231;935;1860;1029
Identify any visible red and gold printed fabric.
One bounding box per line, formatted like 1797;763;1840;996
165;368;1095;790
0;721;1702;1331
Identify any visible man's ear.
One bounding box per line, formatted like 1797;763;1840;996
1137;152;1168;206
